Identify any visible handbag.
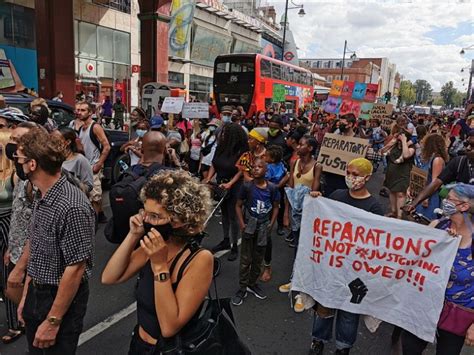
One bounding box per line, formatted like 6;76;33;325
156;245;251;355
437;300;474;336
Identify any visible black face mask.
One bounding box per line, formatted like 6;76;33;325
5;143;16;161
14;160;28;181
143;222;174;241
339;124;347;133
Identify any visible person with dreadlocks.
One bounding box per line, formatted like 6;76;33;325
203;123;248;261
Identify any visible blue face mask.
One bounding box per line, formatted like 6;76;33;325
222;115;231;123
441;199;459;216
136;129;147;138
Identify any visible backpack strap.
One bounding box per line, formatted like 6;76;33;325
169;243;196;276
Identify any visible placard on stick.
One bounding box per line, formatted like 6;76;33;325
409;166;428;199
161;97;185;114
317;133;370;176
182;102;209;119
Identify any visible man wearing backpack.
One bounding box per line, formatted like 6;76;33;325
105;131;168;243
77;101;111;223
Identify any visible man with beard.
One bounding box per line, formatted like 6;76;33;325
405;130;474;213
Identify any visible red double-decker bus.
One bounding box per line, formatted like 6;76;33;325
213;54;314;117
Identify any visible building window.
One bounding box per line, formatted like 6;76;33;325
190;75;213;102
335;75;341;80
169;71;184;85
327;75;332;82
343;75;349;81
78;22;97;58
93;0;131;14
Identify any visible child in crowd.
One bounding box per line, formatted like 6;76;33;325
232;158;280;306
261;145;289;281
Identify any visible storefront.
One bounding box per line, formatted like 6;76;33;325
74;20;131;108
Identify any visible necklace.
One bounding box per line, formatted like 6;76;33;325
296;159;311;179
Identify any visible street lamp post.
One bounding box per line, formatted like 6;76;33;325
341;40;356;79
460;45;474;104
281;0;305;61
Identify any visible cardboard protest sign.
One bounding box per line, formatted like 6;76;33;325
352;82;367;101
381;117;395;131
323;96;341;114
292;197;459;342
330;80;344;97
317;133;370;175
341;81;355;100
360;102;374;120
370;103;394;121
273;84;285;102
182;102;209;119
409;166;428;199
161;97;185;114
364;83;379;102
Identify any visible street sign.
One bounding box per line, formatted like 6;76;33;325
284;51;295;61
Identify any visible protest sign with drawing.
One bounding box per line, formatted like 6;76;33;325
161;97;185;114
409;166;428;199
182;102;209;119
317;133;370;175
292;197;459;342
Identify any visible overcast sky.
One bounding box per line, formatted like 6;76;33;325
265;0;473;91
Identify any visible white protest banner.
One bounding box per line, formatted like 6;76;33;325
161;97;185;114
182;102;209;119
292;197;459;342
317;133;370;176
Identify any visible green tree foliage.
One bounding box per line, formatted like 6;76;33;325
413;79;433;104
399;80;416;106
440;81;457;107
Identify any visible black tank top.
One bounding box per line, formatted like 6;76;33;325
136;243;204;340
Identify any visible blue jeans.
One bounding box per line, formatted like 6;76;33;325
312;310;360;350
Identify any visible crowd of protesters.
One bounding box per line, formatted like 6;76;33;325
0;91;472;355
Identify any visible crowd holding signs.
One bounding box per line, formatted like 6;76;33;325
161;96;210;118
292;197;460;342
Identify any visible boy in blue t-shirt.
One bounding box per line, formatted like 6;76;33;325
232;158;280;306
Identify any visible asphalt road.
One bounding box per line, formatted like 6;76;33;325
0;170;471;354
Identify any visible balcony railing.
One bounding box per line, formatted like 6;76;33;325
93;0;131;14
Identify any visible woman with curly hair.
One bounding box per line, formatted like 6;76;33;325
102;170;214;354
414;133;448;220
204;123;248;261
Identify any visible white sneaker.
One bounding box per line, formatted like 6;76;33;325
278;282;291;293
294;294;305;313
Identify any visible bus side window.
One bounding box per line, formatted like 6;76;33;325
261;59;271;77
272;64;281;80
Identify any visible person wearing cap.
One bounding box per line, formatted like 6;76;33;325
236;128;267;182
220;106;233;124
149;115;164;132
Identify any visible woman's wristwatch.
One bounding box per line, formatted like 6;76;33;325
154;272;170;282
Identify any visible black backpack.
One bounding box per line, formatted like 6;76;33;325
105;163;165;243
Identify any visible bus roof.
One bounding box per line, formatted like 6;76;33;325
214;53;312;74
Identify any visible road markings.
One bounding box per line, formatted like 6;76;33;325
78;234;240;347
78;302;137;346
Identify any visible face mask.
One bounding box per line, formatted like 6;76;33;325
5;143;16;161
143;222;174;241
268;128;280;137
14;159;29;181
345;175;366;190
339;124;347;133
222;115;231;123
441;200;459;216
136;129;147;138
